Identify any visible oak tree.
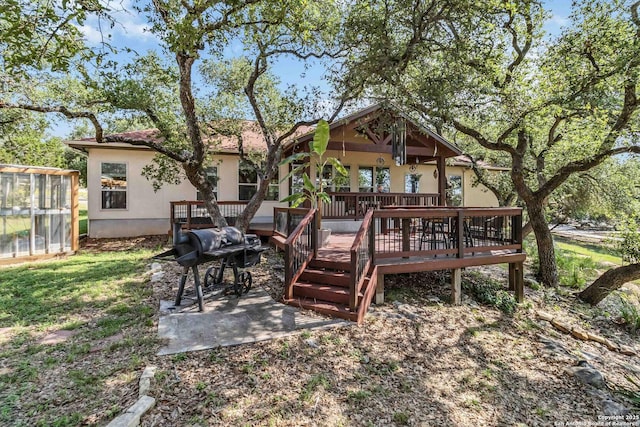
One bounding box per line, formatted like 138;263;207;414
340;0;640;286
1;0;350;232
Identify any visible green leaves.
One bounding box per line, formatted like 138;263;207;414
309;119;330;156
327;157;348;177
279;118;347;210
0;0;113;75
280;192;307;208
302;173;315;193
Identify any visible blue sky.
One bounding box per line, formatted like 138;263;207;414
55;0;573;139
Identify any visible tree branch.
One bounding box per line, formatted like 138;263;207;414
0;101;104;142
451;118;517;154
105;135;188;163
538;145;640;200
0;101;189;163
496;6;534;89
465;153;514;206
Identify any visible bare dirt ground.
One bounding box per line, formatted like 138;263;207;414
139;240;640;427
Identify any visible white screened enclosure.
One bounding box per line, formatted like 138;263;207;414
0;165;79;262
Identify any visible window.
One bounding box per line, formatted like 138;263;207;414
405;173;421;193
447;175;462;206
358;166;374;192
265;170;279;201
197;167;218;200
375;167;390;192
359;166;389;192
322;164;351;192
334;165;351;192
290;162;305;195
238;160;257;201
101;162;127;209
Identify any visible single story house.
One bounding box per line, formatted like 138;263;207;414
66;104;507;238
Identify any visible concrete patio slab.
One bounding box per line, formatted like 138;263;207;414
157;286;348;355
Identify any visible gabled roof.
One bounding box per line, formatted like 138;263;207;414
283;103;462;159
65;104;462;161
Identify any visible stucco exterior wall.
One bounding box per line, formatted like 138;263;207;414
85;147;501;238
322;151;500;206
86;148;289;237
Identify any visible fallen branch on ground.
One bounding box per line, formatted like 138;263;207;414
536;311;637;356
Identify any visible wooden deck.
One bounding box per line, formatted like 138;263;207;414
279;207;525;323
317;232;525;272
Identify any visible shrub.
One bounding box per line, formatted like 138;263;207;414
619;295;640;334
464;280;517;315
556;253;597;289
616;219;640;264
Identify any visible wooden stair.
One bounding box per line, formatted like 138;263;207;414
283;259;378;324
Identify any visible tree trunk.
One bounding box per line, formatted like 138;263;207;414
183;164;227;228
202;195;227;228
235;175;272;233
578;263;640;305
528;201;559;287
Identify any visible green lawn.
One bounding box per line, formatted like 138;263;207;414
1;209;87;237
526;235;628;289
0;248;158;426
78;209;87;235
554;235;622;266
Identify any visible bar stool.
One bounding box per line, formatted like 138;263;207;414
419;218;450;250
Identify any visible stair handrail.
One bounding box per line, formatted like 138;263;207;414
349;208;374;310
283;208;318;300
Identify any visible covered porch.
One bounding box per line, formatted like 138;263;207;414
282;103;463;210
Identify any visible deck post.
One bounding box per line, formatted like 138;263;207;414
401;218;411;257
369;216;376;266
508;263;515;291
375;272;385;304
311;210;318;259
457;211;464;258
451;268;462;304
186;201;192;230
508;262;524;302
284;244;294;300
513;213;523;248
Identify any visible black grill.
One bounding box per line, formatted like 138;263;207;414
154;225;266;311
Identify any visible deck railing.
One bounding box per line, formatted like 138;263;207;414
322;192;440;220
273;207;311;238
283;209;317;300
371;207;523;262
349;209;374;310
170;200;248;229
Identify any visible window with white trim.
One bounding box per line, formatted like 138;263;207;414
265;169;279;201
405;173;420;193
358;166;374;192
322;164;351;192
447;175;462;206
359;166;389;192
290;162;304;195
238;160;257;201
196;167;218;200
101;162;127;209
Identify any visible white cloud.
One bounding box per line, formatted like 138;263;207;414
549;14;569;26
79;23;107;44
76;2;156;47
116;18;152;40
